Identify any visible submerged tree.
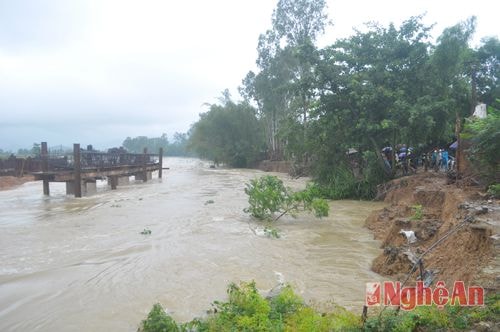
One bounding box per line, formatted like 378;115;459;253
244;175;329;221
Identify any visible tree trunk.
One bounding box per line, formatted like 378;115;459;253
370;136;392;177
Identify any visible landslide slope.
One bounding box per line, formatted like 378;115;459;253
365;172;499;293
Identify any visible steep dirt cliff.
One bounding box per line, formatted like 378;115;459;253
365;172;499;293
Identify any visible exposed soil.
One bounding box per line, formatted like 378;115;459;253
366;171;499;293
0;175;35;191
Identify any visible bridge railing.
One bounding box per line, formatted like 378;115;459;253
0;150;159;176
77;152;158;169
0;157;43;175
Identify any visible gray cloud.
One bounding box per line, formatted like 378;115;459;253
1;0;497;152
0;0;87;52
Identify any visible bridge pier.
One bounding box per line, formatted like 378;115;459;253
41;142;50;196
142;148;148;182
108;176;118;190
135;172;152;182
73;144;82;198
85;180;97;195
118;176;130;186
66;180;88;196
159;147;163;179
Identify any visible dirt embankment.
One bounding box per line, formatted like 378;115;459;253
0;176;34;191
366;172;499;293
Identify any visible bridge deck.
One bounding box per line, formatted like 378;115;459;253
32;164;161;182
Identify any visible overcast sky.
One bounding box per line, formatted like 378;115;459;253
1;0;498;151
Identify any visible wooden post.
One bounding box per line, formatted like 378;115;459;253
41;142;50;195
143;147;148;182
73;143;82;198
361;305;368;324
455;112;461;183
418;259;425;282
158;147;163;179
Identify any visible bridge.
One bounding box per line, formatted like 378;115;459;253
0;142;164;197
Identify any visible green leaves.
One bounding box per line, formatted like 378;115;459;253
244;175;289;220
244;175;329;221
188;97;265;167
462;104;500;183
140;303;179;332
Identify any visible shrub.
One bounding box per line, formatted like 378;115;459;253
410;204;423;220
487;183;500;198
140;303;179;332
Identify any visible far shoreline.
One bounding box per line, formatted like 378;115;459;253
0;175;35;191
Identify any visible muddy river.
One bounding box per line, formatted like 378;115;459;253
0;158;384;331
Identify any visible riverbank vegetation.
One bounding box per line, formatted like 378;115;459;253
187;96;266;167
139;282;499;332
185;0;499;199
461;104;500;183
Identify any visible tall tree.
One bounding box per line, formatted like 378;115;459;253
241;0;329;161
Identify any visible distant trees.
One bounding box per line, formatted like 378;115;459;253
122;133;191;156
14;143;41;157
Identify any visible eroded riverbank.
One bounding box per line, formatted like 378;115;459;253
0;158;384;331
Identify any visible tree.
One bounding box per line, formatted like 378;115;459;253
307;17;435;196
188;97;265;167
461;103;500;184
241;0;329;161
475;37;500;105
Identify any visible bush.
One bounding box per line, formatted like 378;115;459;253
140;303;179;332
189;282;360;332
410;204;423;220
313;153;389;201
487;183;500;198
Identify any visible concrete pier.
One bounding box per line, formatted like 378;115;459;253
118;176;130;186
85;180;97;195
135;172;152;182
108;176;118;190
66;180;88;196
41;142;49;196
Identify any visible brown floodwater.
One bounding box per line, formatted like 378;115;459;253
0;158;385;331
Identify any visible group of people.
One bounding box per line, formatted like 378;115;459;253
381;144;455;176
427;148;454;172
